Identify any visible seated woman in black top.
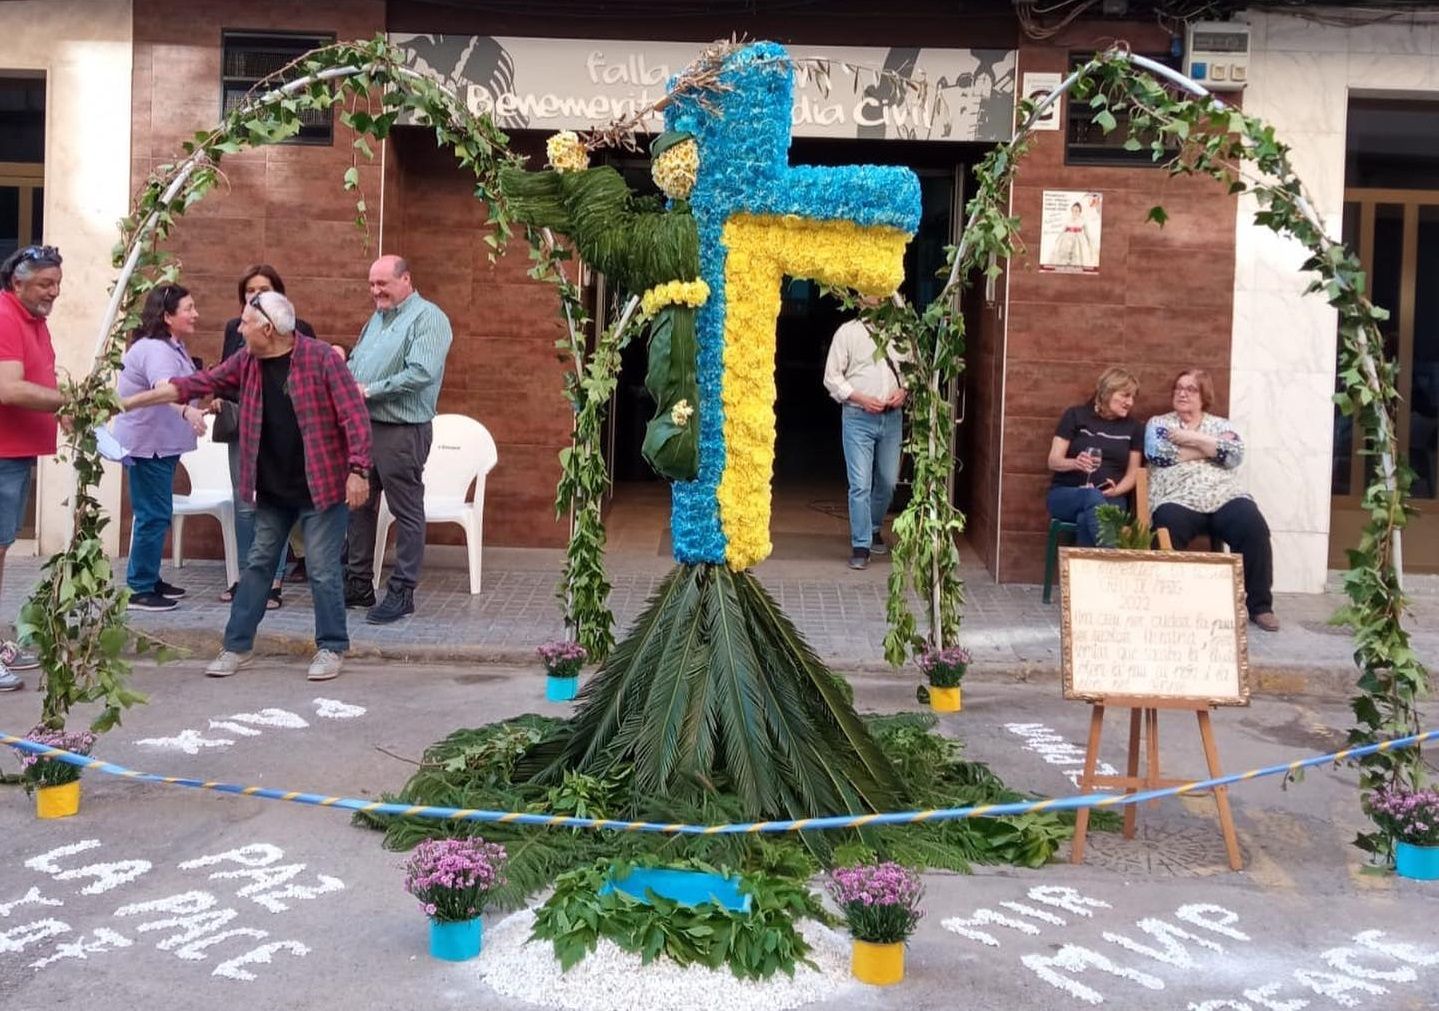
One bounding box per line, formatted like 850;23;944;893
1046;366;1143;547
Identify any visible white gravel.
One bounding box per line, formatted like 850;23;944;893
471;908;858;1010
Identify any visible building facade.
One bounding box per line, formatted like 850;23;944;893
4;1;1434;589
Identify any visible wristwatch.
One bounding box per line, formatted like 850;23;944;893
349;465;370;479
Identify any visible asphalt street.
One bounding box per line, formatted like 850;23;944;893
1;659;1436;1010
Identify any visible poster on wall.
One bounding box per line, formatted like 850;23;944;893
1020;71;1062;131
1039;190;1102;273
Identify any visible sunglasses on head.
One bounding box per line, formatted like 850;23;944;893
16;244;61;264
248;294;277;330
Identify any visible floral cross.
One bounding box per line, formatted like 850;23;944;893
664;42;922;570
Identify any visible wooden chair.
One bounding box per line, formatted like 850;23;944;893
1136;468;1173;549
1043;468;1163;604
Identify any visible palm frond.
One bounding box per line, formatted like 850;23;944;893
737;572;901;810
706;566;781;815
633;568;709;793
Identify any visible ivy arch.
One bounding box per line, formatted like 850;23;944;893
32;37;1422;860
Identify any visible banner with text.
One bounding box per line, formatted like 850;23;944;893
389;34;1016;143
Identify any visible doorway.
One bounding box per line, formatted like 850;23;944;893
0;72;44;544
1330;100;1439;573
603;139;980;560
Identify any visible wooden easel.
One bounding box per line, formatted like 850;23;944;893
1070;695;1243;871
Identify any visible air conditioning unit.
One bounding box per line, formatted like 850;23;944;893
1183;21;1251;91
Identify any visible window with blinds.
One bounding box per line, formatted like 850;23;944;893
1064;52;1181;168
221;30;336;145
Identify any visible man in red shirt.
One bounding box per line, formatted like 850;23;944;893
122;291;371;682
0;245;66;692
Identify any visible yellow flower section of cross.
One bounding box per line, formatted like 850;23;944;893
640;279;711;318
652;138;700;199
546;131;590;173
717;213;911;571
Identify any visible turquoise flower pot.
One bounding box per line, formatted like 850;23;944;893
600;867;752;913
545;675;579;702
429;917;483;961
1395;841;1439;881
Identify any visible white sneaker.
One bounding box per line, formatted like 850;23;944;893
206;650;253;678
307;649;343;682
0;661;22;692
0;640;39;670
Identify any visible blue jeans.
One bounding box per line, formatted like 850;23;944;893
226;501;350;653
1047;485;1108;547
229;441;286;584
126;455;179;593
841;405;902;550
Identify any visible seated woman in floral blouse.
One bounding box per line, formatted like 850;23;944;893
1145;368;1279;632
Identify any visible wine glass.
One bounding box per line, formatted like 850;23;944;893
1080;447;1102;488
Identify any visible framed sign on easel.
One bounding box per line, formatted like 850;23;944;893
1060;547;1251;871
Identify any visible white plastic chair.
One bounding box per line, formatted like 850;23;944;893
172;416;240;587
372;414;498;595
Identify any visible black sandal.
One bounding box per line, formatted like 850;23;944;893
265;587;283;611
219;582;237;603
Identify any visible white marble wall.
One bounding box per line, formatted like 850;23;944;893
1232;10;1439;592
0;1;132;554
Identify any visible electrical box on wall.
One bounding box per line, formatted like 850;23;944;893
1183;21;1250;90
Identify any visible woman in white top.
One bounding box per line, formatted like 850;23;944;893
1144;368;1278;632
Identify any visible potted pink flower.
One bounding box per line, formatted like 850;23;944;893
1367;785;1439;880
19;725;97;819
826;861;924;986
538;639;587;703
403;837;508;961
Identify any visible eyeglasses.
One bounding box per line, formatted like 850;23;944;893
1174;384;1201;395
248;294;276;330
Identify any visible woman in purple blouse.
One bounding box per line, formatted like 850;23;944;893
112;284;207;611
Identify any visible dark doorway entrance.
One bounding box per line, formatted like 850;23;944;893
0;72;44;543
603;138;987;560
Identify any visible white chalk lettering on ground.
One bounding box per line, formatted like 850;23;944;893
5;839;343;982
1005;723;1118;787
941;885;1439;1007
136;698;367;754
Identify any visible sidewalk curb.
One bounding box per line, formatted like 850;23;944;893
144;629;1360;700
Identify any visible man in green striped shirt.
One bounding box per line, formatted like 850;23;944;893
344;254;453;623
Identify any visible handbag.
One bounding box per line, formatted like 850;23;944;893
212;400;240;443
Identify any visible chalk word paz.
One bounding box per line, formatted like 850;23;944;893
4;840;344;983
1006;722;1118;787
136;698;367;755
942;884;1439;1007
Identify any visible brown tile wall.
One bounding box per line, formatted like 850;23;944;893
385;130;570;548
964;292;1006;578
128;6;1237;576
996;27;1238;583
129;0;568;558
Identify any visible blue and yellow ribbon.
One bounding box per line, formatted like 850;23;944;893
5;728;1434;835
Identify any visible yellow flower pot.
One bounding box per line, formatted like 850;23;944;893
36;781;81;819
929;686;962;713
851;939;905;986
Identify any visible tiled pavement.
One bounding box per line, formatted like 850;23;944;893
3;545;1435;694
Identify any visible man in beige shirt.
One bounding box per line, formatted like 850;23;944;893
823;312;906;569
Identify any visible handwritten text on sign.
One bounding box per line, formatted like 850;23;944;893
1062;551;1248;705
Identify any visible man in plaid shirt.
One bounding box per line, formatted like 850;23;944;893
122;291;371;681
